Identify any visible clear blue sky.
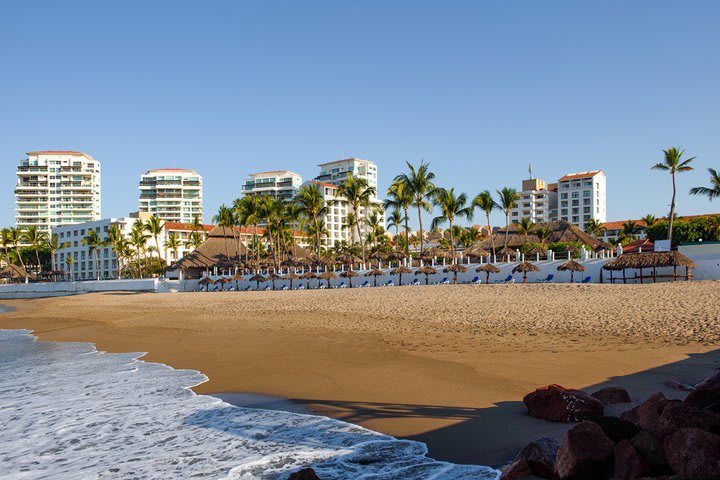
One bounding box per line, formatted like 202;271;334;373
1;1;719;229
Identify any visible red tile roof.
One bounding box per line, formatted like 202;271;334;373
622;238;654;253
310;180;339;189
559;170;603;181
602;213;720;231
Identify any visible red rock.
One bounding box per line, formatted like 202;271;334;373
685;368;720;411
523;385;604;423
613;439;649;479
636;392;671;436
591;416;639;443
554;421;615;479
658;400;720;438
620;405;640;424
591;386;631;405
664;428;720;479
288;468;320;480
630;430;669;473
513;437;558;478
500;459;533;479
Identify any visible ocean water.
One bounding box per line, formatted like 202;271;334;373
0;329;499;479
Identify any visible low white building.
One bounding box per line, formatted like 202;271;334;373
509;178;558;224
242;170;303;200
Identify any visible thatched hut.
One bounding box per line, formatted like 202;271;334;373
443;263;468;284
476;263;501;284
198;276;214;287
415;265;437;285
602;251;695;283
478;220;603;251
498;247;516;262
389;266;412;286
0;264;35;283
512;261;540;283
464;244;490;260
557;259;586;283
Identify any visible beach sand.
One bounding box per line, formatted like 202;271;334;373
2;282;719;468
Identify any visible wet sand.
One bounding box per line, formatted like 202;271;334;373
1;282;719;467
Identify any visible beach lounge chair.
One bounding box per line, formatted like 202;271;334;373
581;276;592;283
336;282;346;289
410;279;420;286
470;276;481;284
536;274;554;283
297;284;305;290
360;281;369;288
384;280;394;287
281;284;288;290
500;275;515;284
435;277;449;285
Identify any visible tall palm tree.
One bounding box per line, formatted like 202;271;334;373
144;216;165;263
129;222;149;278
431;188;473;262
394;161;435;255
690;168;720;201
472;190;497;257
234;195;261;261
384;179;414;255
306;218;329;253
22;226;47;272
294;183;328;257
495;187;520;250
621;220;639;240
66;255;74;281
106;224;124;278
81;229;106;280
652;147;695;245
0;228;11;266
185;231;204;250
584;218;604;237
386;209;404;238
337;175;376;263
363;211;385;249
164;233;182;264
46;233;69;273
212;204;234;260
517;217;535;236
7;228;26;270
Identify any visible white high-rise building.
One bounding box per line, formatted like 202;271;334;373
15;151;101;234
242;170;303;200
138;169;203;223
315;158;379;199
557;170;606;231
509;178;559;224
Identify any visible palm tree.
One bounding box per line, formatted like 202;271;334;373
129;222;149;278
641;214;657;227
384;179;414;255
234;195;261;261
306;218;329;253
621;220;639;240
164;233;182;264
185;231;204;250
394;161;435;255
81;229;106;280
535;226;550;245
7;228;26;270
430;188;472;262
294;183;328;257
386;209;404;238
364;211;385;249
0;228;11;265
144;216;165;263
106;224;124;278
495;187;520;250
337;175;376;263
584;218;604;237
472;190;497;258
517;217;535;236
690;168;720;201
22;226;47;272
652;147;695;245
66;255;74;281
46;234;69;273
212;204;234;260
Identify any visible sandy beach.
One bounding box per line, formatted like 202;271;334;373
2;282;720;468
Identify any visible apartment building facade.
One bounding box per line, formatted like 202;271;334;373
138;169;203;223
315;158;379;199
509;178;559;224
241;170;303;200
15;151;101;233
557;171;607;231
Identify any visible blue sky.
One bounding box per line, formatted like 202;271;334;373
1;1;719;228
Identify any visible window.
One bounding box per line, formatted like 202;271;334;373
571;192;579;199
583;198;591;205
572;200;579;206
583;190;591;198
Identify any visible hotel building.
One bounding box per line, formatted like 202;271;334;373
52;213;213;280
315;158;379;199
557;170;607;231
509;178;559;224
15;151;101;233
138;169;203;223
242;170;303;200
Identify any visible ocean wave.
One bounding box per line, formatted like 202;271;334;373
0;329;498;479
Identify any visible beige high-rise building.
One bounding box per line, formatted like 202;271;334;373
15;151;101;234
509;177;559;224
138;169;203;223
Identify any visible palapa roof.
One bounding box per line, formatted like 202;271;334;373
390;266;412;275
478;220;603;249
365;269;386;277
464;244;490;258
512;261;540;273
0;264;35;280
415;265;438;275
420;246;450;259
318;271;339;280
602;252;696;271
557;259;586;272
339;270;359;277
444;264;468;273
249;274;267;282
477;264;501;273
527;246;548;256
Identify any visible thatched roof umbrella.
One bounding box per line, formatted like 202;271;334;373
512;261;540;283
364;268;386;287
565;244;580;258
318;270;339;288
267;273;283;290
198;276;214;288
420;246;449;262
387;250;407;267
339;269;359;288
498;247;516;262
389;266;412;286
444;263;468;285
557;259;586;283
369;251;387;267
284;271;300;289
232;271;245;289
249;274;267;289
214;276;230;290
415;265;437;285
300;270;318;288
528;246;548;260
244;259;259;274
476;263;501;284
336;253;362;269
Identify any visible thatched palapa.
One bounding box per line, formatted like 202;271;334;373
478;220;604;250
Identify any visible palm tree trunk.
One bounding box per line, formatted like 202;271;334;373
486;212;496;258
403;207;410;255
448;219;455;263
417;204;425;254
314;216;321;257
669;172;677;246
95;250;100;280
355;206;366;262
15;244;25;269
504;211;510;249
35;248;41;272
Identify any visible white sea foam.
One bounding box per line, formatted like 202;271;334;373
0;329;498;479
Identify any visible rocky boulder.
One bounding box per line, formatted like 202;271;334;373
288;468;320;480
554;421;615;479
524;385;604;423
664;428;720;479
658;400;720;438
512;437;559;478
630;430;670;475
635;392;671;436
591;386;631;405
500;459;532;480
591;416;639;443
613;439;649;479
685;368;720;411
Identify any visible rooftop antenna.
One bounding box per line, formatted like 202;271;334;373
528;163;533;179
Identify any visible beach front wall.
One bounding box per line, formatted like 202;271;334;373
0;278;181;299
